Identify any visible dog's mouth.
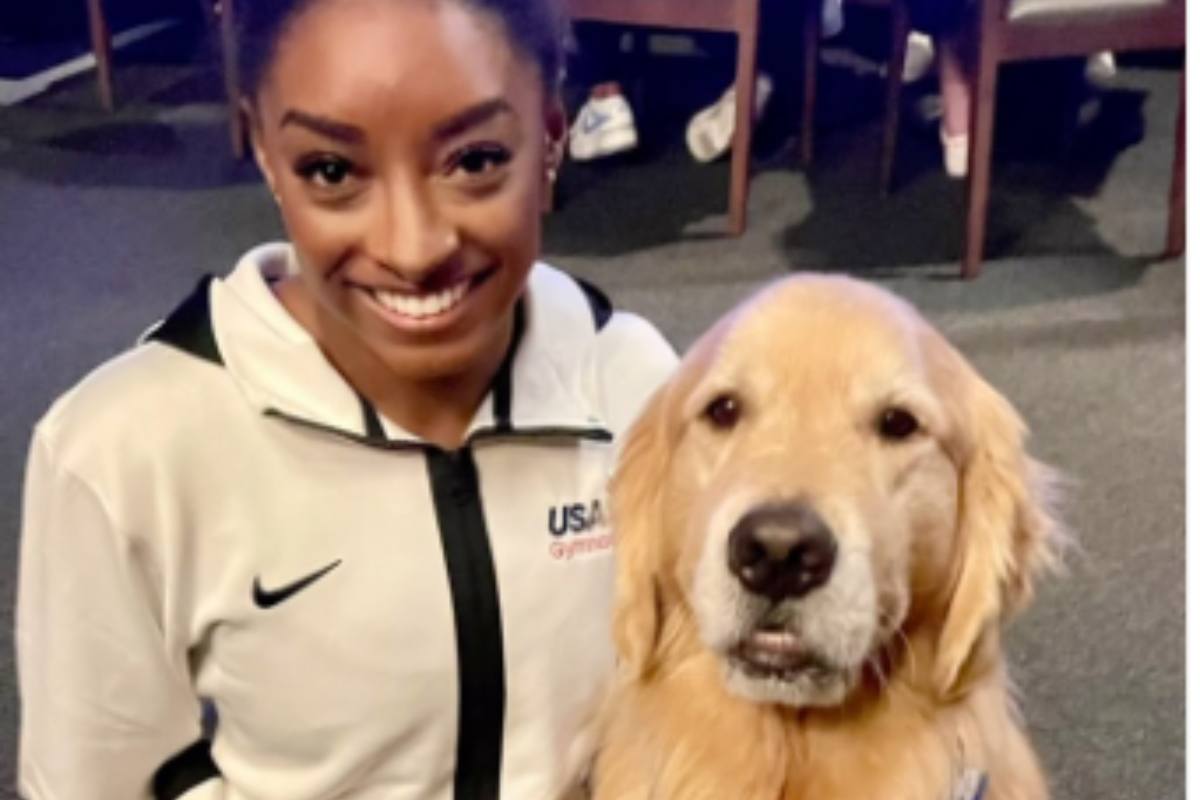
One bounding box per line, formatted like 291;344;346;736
730;630;838;681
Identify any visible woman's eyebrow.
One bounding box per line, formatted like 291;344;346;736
434;98;515;141
279;110;366;144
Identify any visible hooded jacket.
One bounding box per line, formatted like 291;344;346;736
17;243;676;800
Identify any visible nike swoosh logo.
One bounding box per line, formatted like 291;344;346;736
252;560;342;609
581;111;609;135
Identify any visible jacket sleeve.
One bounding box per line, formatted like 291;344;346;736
16;428;226;799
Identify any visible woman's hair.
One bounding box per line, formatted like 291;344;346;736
235;0;564;100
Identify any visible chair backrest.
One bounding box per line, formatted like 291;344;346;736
985;0;1185;61
1006;0;1181;23
566;0;750;33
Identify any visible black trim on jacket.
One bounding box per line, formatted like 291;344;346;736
146;276;222;366
153;739;221;800
426;448;507;800
489;300;526;433
570;275;613;332
358;392;386;440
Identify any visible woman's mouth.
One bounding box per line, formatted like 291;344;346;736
371;280;470;320
360;269;494;329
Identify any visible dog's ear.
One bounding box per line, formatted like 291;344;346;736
610;381;675;677
932;346;1064;698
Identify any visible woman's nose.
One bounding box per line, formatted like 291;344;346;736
365;175;459;280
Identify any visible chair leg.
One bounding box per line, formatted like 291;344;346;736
1166;69;1185;258
196;0;217;28
963;45;999;278
86;0;115;111
1053;59;1084;159
800;0;820;168
728;0;762;237
880;0;910;195
218;0;248;158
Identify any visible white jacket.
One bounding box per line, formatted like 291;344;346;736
17;244;676;800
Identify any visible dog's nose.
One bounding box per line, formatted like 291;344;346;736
727;504;838;601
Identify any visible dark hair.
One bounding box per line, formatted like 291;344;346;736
235;0;564;100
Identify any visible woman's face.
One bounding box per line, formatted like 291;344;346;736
250;0;561;381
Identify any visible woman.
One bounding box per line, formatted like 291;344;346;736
16;0;676;797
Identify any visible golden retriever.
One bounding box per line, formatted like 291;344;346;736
592;276;1064;800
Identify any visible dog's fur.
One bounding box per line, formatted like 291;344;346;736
592;277;1064;800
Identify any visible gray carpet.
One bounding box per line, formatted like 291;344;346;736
0;23;1184;800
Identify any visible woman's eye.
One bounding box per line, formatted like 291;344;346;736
296;156;355;188
450;145;512;177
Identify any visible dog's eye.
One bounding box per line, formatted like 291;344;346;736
878;407;920;441
703;394;741;430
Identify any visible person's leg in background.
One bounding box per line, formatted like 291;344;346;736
685;0;843;163
902;0;972;176
910;0;1117;179
936;14;973;178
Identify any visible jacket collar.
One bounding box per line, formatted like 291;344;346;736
149;243;613;447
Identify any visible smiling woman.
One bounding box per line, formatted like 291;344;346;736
14;1;678;798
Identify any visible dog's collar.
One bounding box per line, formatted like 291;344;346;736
949;768;988;800
948;736;988;800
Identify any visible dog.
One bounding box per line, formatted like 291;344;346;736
591;276;1064;800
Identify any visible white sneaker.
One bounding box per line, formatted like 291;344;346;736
686;74;773;163
1086;51;1118;85
569;93;638;162
903;32;935;84
941;128;968;179
822;0;844;38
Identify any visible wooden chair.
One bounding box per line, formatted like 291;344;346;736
962;0;1186;278
800;0;911;194
565;0;763;236
215;0;246;157
84;0;246;156
85;0;116;111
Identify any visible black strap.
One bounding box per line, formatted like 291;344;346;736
153;739;221;800
145;276;223;366
426;449;506;800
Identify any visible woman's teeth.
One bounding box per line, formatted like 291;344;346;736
372;281;470;319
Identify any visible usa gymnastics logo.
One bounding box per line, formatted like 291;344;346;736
548;499;612;560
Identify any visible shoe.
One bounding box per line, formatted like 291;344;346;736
941;128;968;179
569;92;638;162
1086;51;1118;85
914;93;944;126
686;74;773;163
819;48;886;78
822;0;844;39
902;32;935;84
